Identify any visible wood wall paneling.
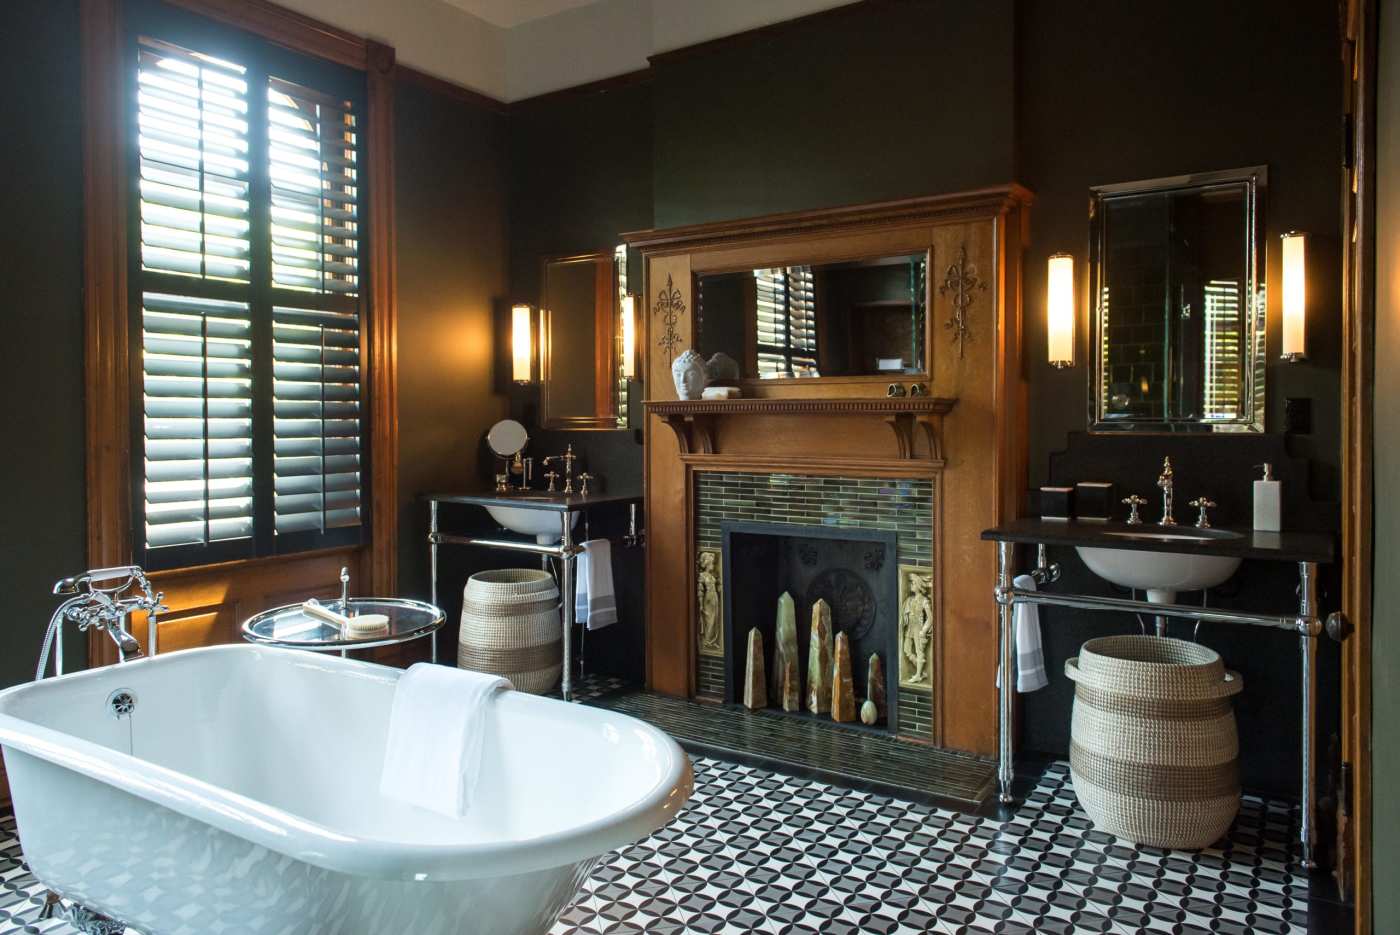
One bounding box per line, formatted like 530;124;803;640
642;253;693;695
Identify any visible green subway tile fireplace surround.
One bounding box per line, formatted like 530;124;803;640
694;471;934;741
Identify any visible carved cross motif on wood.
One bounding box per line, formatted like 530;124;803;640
655;273;686;357
939;244;986;359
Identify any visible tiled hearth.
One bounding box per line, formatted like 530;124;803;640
694;472;935;742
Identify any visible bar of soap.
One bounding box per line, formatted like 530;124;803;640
701;386;740;400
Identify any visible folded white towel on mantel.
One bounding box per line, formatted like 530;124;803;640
574;538;618;630
379;663;511;818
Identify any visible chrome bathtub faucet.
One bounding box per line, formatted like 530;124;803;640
40;566;167;678
1157;457;1176;526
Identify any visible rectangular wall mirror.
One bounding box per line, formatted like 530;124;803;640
540;247;629;430
695;253;928;380
1089;167;1266;433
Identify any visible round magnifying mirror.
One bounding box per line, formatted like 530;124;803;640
486;419;529;457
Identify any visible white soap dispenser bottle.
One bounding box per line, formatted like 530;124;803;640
1253;463;1282;532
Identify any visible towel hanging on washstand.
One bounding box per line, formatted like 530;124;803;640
574;539;618;630
996;574;1049;693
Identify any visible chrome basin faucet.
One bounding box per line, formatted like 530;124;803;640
1157;457;1176;526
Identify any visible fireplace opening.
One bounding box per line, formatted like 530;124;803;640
720;521;899;733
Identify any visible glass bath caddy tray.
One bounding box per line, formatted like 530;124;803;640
241;597;445;656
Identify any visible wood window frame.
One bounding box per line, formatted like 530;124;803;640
81;0;398;649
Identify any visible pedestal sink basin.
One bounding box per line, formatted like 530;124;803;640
485;502;579;545
1076;528;1244;604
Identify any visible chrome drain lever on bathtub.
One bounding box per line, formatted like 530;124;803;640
106;689;137;720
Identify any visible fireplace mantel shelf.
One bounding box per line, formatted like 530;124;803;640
645;396;958;461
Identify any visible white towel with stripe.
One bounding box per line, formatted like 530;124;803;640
996;574;1050;692
574;539;618;630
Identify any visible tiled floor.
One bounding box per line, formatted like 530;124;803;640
1;753;1328;934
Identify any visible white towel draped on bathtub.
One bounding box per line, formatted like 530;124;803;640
379;663;511;818
573;539;618;630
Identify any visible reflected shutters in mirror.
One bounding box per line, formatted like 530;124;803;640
1090;167;1265;433
695;253;929;380
131;14;367;571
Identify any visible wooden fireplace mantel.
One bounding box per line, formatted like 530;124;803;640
645;396;957;461
632;185;1030;758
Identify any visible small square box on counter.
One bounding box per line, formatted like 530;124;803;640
1075;482;1116;521
1039;486;1074;521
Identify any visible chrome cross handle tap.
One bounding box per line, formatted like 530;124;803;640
1189;497;1217;528
1122;494;1147;525
1156;457;1176;526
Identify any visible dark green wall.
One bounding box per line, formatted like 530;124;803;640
652;0;1015;227
504;78;654;682
394;81;511;609
0;0;88;683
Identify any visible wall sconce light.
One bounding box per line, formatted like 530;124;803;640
1046;252;1075;369
620;294;637;379
511;303;535;383
1281;231;1307;362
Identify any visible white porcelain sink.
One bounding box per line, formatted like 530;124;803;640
486;503;579;544
1076;527;1243;603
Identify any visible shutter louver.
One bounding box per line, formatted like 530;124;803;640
267;77;359;297
141;292;255;549
137;38;250;282
273;305;362;535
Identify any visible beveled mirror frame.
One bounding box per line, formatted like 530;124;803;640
539;250;624;430
1088;165;1268;434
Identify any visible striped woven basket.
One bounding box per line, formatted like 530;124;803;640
458;569;561;694
1065;635;1242;850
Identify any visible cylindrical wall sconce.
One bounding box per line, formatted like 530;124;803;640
620;294;637;379
1281;231;1307;362
1046;252;1075;369
511;303;534;383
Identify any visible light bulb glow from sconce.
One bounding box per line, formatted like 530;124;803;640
620;295;636;379
1047;252;1075;368
511;303;533;383
1281;232;1306;362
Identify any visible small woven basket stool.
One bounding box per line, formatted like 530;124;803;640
458;569;561;694
1065;635;1242;850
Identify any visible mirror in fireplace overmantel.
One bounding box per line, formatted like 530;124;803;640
694;252;929;380
540;247;629;430
1089;166;1266;433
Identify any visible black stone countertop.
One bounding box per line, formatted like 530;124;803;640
422;488;643;512
981;517;1334;564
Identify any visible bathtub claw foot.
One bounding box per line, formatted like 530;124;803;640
38;891;126;934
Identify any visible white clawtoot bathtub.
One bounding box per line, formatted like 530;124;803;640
0;645;692;935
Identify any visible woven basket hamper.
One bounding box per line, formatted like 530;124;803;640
1065;635;1242;850
458;569;561;694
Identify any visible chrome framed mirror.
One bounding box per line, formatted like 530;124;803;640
1088;166;1267;433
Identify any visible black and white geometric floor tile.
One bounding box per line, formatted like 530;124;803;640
0;757;1314;934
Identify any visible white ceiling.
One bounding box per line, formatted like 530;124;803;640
440;0;604;29
275;0;859;101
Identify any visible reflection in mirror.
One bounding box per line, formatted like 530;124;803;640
540;248;627;430
1090;167;1265;433
695;253;928;380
